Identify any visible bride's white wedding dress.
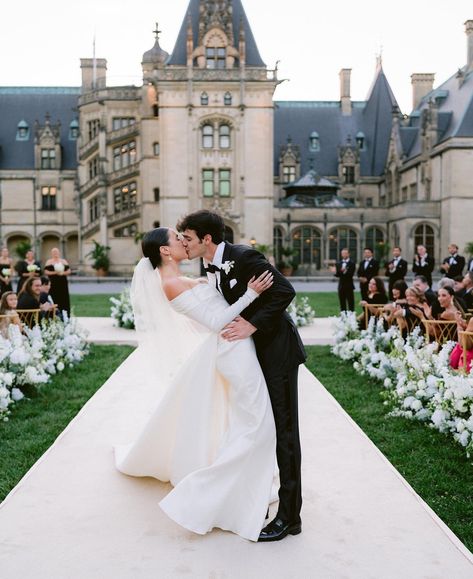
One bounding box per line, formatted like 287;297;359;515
115;260;276;542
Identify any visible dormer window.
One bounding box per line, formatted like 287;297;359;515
16;120;29;141
201;92;209;106
69;120;79;140
356;131;365;150
309;131;320;152
206;47;226;69
224;92;232;106
343;165;355;184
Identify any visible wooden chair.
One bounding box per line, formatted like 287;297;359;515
42;305;58;320
16;309;40;328
421;319;458;344
458;331;473;372
363;304;387;328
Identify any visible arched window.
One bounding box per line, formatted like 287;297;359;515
414;223;435;257
292;227;322;271
309;131;320;152
273;227;284;265
202;124;213;148
329;227;358;263
219;124;230;149
224;92;232;106
16;120;29;141
356;131;365;150
365;226;385;260
69;119;79;140
200;92;209;106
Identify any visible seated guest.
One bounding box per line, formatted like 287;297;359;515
453;275;465;297
437;277;467;315
382;280;408;325
392;286;431;335
18;278;54;325
413;275;437;306
39;276;55;306
440;244;465;279
0;291;22;336
435;286;461;321
450;316;473;372
460;272;473;310
358;276;388;329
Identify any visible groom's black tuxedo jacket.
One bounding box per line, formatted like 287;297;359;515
218;242;306;377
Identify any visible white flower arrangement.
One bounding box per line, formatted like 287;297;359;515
288;296;316;327
53;262;65;273
221;260;235;275
331;311;473;456
0;314;89;422
26;264;39;273
110;288;135;329
1;268;11;277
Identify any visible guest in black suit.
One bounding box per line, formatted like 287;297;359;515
413;274;438;307
333;248;355;311
467;257;473;274
386;246;408;299
412;245;435;288
357;247;379;301
440;244;465;279
461;272;473;311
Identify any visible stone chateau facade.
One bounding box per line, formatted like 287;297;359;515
0;0;472;275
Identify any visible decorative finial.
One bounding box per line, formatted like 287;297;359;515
153;22;162;40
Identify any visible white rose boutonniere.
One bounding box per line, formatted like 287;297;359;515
221;260;235;275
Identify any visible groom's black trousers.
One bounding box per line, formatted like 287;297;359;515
264;366;302;524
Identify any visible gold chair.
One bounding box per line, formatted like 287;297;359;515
16;309;41;328
363;304;387;328
421;319;458;344
458;331;473;372
42;305;58;320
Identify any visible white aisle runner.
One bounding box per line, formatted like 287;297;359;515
0;351;472;579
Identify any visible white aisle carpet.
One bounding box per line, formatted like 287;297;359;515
0;351;472;579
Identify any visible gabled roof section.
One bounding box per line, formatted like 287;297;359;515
168;0;265;67
0;87;80;170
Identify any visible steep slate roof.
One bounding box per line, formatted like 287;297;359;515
167;0;265;67
0;87;80;170
274;65;398;178
400;67;473;160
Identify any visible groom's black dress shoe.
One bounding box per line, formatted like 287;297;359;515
258;517;302;542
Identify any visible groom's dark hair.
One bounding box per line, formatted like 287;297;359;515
177;210;225;244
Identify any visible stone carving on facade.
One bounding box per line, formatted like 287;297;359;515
199;0;234;44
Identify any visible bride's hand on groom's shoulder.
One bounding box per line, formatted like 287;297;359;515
248;271;273;295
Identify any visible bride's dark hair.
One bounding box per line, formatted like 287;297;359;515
142;227;170;269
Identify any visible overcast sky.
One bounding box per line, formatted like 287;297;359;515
1;0;471;113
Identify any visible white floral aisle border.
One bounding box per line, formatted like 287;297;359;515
0;315;90;421
110;288;135;329
331;311;473;456
110;288;316;330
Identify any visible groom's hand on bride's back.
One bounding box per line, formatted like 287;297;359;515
221;316;257;341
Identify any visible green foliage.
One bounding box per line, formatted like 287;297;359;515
85;240;111;271
306;346;473;552
464;241;473;256
71;294;120;317
14;240;32;259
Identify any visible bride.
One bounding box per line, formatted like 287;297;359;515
115;227;277;541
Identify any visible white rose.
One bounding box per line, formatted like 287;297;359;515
57;362;65;372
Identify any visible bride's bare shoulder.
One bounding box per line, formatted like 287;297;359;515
162;276;197;300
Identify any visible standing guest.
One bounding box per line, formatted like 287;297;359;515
16;249;41;294
357;247;379;301
44;247;71;315
461;272;473;310
385;246;408;299
440;244;465;279
0;247;14;296
412;245;435;288
0;291;22;336
332;248;355;311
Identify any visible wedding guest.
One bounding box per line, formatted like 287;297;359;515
382;280;408;325
0;291;22;336
357;247;379;301
461;272;473;310
392;286;431;335
435;286;461;321
385;246;407;299
453;275;465;297
44;247;71;315
440;244;465;279
451;313;473;372
412;245;435;288
16;249;41;294
39;276;54;306
413;275;438;306
332;248;355;311
438;277;467;315
18;277;53;321
358;276;388;329
0;247;14;296
467;256;473;273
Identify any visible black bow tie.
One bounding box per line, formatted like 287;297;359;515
205;264;220;274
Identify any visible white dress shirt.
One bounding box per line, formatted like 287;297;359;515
204;242;226;292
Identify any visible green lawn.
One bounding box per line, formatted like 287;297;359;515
71;291;361;318
0;345;134;501
306;346;473;552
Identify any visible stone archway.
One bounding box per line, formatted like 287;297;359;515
65;234;79;268
40;234;61;264
6;234;32;259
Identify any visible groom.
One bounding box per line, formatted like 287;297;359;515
177;210;306;542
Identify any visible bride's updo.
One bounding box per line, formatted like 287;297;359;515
142;227;170;269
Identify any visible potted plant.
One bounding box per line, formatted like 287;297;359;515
278;246;298;276
85;240;111;276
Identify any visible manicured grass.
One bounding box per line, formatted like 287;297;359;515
0;344;133;501
70;294;119;317
305;346;473;552
299;291;362;317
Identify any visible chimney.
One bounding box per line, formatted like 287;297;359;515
411;73;435;110
80;58;107;93
339;68;352;116
466;20;473;71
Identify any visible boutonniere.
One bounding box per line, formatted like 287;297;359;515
221;260;235;275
